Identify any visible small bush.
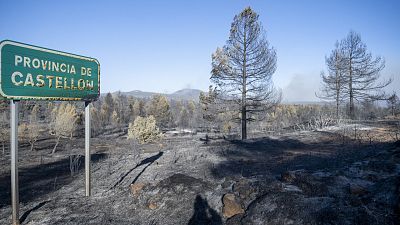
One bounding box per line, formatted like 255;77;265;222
128;116;163;144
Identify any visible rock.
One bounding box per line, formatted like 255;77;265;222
130;183;146;198
242;192;334;225
349;196;362;206
221;179;233;190
283;184;303;193
349;183;367;195
398;185;400;220
233;178;253;199
282;170;329;196
158;173;208;188
148;201;158;210
347;179;372;196
312;171;332;178
335;175;350;186
225;214;243;225
281;171;296;183
135;173;215;218
222;193;244;218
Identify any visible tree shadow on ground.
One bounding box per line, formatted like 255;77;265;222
111;152;163;188
188;195;222;225
136;151;164;167
0;153;107;208
19;200;50;223
109;152;164;190
210;134;390;178
131;151;163;185
131;152;163;184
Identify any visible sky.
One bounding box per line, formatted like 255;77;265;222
0;0;399;102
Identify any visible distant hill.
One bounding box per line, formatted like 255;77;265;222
168;89;203;101
104;88;204;102
103;89;327;105
122;90;159;99
281;100;328;105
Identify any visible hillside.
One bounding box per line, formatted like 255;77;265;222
1;121;398;224
106;89;329;105
107;88;203;102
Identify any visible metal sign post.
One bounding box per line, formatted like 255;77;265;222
0;40;100;224
85;101;91;196
10;100;19;225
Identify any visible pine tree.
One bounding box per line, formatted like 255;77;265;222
340;31;391;119
146;95;171;129
317;42;346;119
211;7;280;139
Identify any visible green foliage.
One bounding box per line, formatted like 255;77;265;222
100;92;114;125
131;98;145;121
128;115;163;144
178;106;189;128
146;95;171;128
90;106;101;136
199;86;217;123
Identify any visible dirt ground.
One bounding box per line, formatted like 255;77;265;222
0;120;399;225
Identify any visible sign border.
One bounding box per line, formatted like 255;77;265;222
0;40;100;101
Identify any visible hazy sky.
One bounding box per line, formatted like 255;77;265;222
1;0;399;102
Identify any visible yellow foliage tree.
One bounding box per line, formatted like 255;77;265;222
128;116;163;144
50;103;79;154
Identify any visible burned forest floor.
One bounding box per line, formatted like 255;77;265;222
0;120;399;225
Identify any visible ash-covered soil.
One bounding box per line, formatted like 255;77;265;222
0;121;399;225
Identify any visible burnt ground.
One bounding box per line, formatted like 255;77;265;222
0;120;399;225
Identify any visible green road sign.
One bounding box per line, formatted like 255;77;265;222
0;40;100;101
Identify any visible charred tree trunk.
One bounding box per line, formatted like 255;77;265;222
340;31;389;120
241;106;247;140
336;92;340;120
317;42;345;121
349;57;354;119
242;26;247;140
